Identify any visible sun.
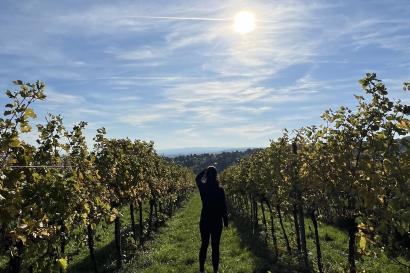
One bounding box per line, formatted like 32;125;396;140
233;11;256;34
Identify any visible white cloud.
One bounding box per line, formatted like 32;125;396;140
2;0;409;149
118;49;156;60
174;127;201;138
118;113;163;126
74;108;104;115
45;90;83;104
215;124;280;139
111;95;141;102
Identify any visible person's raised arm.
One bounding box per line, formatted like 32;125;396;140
195;169;206;188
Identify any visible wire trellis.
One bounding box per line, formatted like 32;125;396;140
9;165;72;169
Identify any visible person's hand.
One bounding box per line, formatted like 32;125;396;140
201;169;207;183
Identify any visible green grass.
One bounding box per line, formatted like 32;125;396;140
0;257;7;272
67;200;169;273
119;193;409;273
67;204;136;273
0;200;160;273
121;194;301;273
303;218;409;273
2;194;409;273
249;203;410;273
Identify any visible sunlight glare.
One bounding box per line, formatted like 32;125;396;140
233;11;256;34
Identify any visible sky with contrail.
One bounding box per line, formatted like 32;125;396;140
126;15;229;21
0;0;409;150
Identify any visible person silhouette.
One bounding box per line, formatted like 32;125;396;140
196;166;228;273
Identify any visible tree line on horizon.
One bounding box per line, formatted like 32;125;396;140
169;148;260;174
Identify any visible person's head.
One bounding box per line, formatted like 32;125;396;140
206;166;218;186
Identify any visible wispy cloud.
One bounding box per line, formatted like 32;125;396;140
111;95;140;102
45;90;84;104
126;15;229;21
118;113;163;126
215;124;280;138
1;0;409;149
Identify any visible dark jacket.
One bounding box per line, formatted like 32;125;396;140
196;170;228;227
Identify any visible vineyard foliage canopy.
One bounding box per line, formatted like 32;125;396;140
0;80;194;273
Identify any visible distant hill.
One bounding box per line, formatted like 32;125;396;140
167;148;261;174
158;147;254;157
165;136;410;173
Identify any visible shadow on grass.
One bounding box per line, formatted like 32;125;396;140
69;239;116;273
69;224;138;273
230;209;304;273
69;219;175;273
69;198;191;273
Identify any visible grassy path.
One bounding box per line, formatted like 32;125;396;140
2;192;407;273
120;193;409;273
121;194;289;273
4;192;405;273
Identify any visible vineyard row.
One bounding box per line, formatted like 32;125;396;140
0;80;195;273
220;73;410;273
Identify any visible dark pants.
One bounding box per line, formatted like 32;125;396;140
199;221;222;272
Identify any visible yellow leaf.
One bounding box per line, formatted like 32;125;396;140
111;208;119;216
10;137;21;148
20;124;31;133
357;222;366;230
359;233;366;252
57;257;68;273
397;120;410;130
24;108;37;119
107;211;117;224
17;234;27;245
83;203;90;214
18;223;28;229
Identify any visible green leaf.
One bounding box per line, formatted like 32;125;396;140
5;90;14;98
17;234;27;245
13;80;23;85
83;203;90;214
57;257;68;273
354;95;364;101
25;108;37;119
359;233;366;252
10;137;21;147
108;213;116;223
20;124;31;133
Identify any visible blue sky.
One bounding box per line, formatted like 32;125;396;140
1;0;409;149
